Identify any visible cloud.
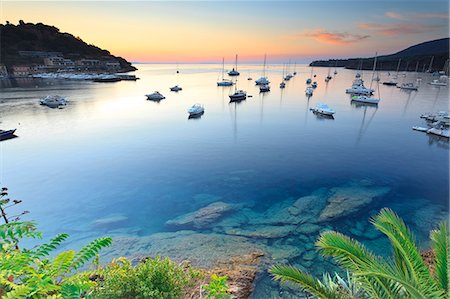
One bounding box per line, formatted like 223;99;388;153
358;22;443;36
297;29;370;45
385;11;450;20
385;11;404;20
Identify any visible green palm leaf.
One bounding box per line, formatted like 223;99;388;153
270;265;341;299
430;222;449;294
371;208;442;297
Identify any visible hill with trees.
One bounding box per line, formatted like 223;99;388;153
310;38;449;72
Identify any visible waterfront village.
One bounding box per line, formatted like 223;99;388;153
0;50;136;81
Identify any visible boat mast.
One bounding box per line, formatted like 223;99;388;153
428;56;434;72
395;58;401;77
369;52;377;90
262;54;267;77
222;57;225;80
235;54;238;71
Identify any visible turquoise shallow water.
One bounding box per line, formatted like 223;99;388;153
0;64;448;297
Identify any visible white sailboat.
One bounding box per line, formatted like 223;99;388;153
352;52;380;105
217;58;234;86
280;63;286;88
398;61;419;91
306;67;313;84
383;58;401;86
228;54;240;76
255;54;270;85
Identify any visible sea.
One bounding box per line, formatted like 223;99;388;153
0;64;448;297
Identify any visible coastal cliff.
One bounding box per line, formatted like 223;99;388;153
0;21;136;75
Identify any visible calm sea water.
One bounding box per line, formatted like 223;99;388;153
0;64;448;297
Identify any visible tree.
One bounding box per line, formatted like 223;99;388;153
270;208;449;298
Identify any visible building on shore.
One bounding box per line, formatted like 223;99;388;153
0;64;8;77
12;65;32;77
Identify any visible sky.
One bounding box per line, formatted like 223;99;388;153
1;1;449;63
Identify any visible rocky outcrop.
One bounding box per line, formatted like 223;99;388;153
319;184;390;222
205;251;265;299
165;201;238;229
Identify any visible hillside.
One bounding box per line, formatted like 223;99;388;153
310;38;449;72
0;21;136;72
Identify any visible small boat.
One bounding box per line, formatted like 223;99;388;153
146;91;165;101
280;82;286;89
284;73;293;81
0;129;16;139
227;54;240;76
412;126;428;132
93;75;121;82
311;81;318;88
427;128;450;138
217;58;234;86
310;103;335;116
259;84;270;92
345;83;374;95
429;79;447;86
351;95;380;104
229;90;247;101
306;78;312;84
305;86;313;96
334;70;338;75
170;85;182;92
40;95;67;108
398;83;418;91
382;80;398;86
255;77;270;85
188;104;204;116
256;55;270;85
115;74;139;81
325;77;330;82
247;77;252;80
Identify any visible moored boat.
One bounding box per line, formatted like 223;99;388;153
40;95;67;108
188;104;205;116
146;91;165;101
0;129;17;140
310;103;335;116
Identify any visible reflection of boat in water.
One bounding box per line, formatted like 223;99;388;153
188;103;205;117
310;103;335;116
40;95;67;108
146;91;165;101
0;129;17;140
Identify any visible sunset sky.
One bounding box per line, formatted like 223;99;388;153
2;1;449;63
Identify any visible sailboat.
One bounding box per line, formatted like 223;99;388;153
217;58;234;86
325;65;332;82
280;63;286;88
293;62;297;75
284;59;293;81
333;60;338;75
228;54;240;76
255;54;270;85
306;67;313;84
352;52;381;105
229;79;247;102
383;58;401;86
170;63;182;91
398;61;419;91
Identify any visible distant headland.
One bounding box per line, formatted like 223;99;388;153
0;21;137;78
310;38;449;72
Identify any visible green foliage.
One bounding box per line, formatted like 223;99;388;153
203;274;230;299
91;256;202;299
270;208;450;299
0;221;112;298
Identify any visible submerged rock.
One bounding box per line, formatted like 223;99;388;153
296;223;321;235
92;214;128;228
224;225;296;239
165;201;237;229
319;184;390;222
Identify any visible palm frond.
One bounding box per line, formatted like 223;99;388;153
370;208;440;297
316;230;399;298
270;265;340;299
430;222;449;294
